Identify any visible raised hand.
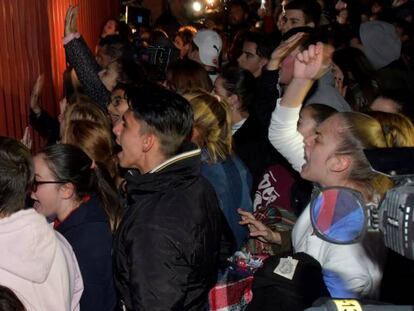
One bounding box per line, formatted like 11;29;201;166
30;74;44;114
293;42;333;81
392;0;406;7
64;5;78;36
21;126;32;150
267;32;307;70
238;209;281;244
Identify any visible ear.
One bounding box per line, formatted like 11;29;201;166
228;94;241;111
259;57;269;69
191;127;200;145
59;183;76;200
183;43;191;53
142;133;156;153
328;154;351;173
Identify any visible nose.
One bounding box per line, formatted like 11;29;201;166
237;54;243;65
281;19;289;33
30;189;37;200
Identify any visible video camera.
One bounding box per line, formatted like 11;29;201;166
133;35;180;79
365;147;414;260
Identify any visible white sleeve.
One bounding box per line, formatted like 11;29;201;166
268;98;306;172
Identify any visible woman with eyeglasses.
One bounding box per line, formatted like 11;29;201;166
31;144;119;311
0;137;83;311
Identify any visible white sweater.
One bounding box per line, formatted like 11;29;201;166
292;205;383;298
268;98;305;172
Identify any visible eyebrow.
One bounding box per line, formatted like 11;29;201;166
243;51;256;57
289;18;301;22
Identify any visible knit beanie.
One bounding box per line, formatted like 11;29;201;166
360;21;401;70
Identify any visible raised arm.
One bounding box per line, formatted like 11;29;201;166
281;42;331;109
28;74;60;145
29;74;44;115
254;33;306;127
63;6;110;109
267;32;306;71
268;43;332;172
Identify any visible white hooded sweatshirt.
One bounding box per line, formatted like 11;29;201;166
0;209;83;310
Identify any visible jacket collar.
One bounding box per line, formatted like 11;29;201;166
149;148;201;173
126;142;201;197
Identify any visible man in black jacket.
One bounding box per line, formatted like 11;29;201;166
112;84;224;310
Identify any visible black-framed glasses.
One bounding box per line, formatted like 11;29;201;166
31;180;68;192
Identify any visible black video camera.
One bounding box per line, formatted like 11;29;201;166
364;147;414;260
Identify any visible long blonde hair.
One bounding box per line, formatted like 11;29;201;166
184;91;232;163
367;111;414;147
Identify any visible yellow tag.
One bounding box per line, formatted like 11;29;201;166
333;299;363;311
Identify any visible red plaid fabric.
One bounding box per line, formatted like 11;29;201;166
208;276;254;311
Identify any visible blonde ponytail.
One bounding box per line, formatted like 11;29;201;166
184;91;232;163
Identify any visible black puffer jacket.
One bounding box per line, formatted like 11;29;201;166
113;147;224;310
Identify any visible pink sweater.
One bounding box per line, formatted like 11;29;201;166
0;209;83;310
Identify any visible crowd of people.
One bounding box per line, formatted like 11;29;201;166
1;0;414;310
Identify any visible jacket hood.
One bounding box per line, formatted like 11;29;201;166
305;70;352;112
0;209;57;283
360;21;401;70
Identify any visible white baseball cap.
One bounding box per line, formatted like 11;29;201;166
193;29;222;68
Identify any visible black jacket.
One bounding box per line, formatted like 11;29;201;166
113;147;224;310
29;109;60;145
233;111;288;189
254;69;280;129
55;195;117;311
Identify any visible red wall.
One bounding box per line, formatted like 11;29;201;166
0;0;119;148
